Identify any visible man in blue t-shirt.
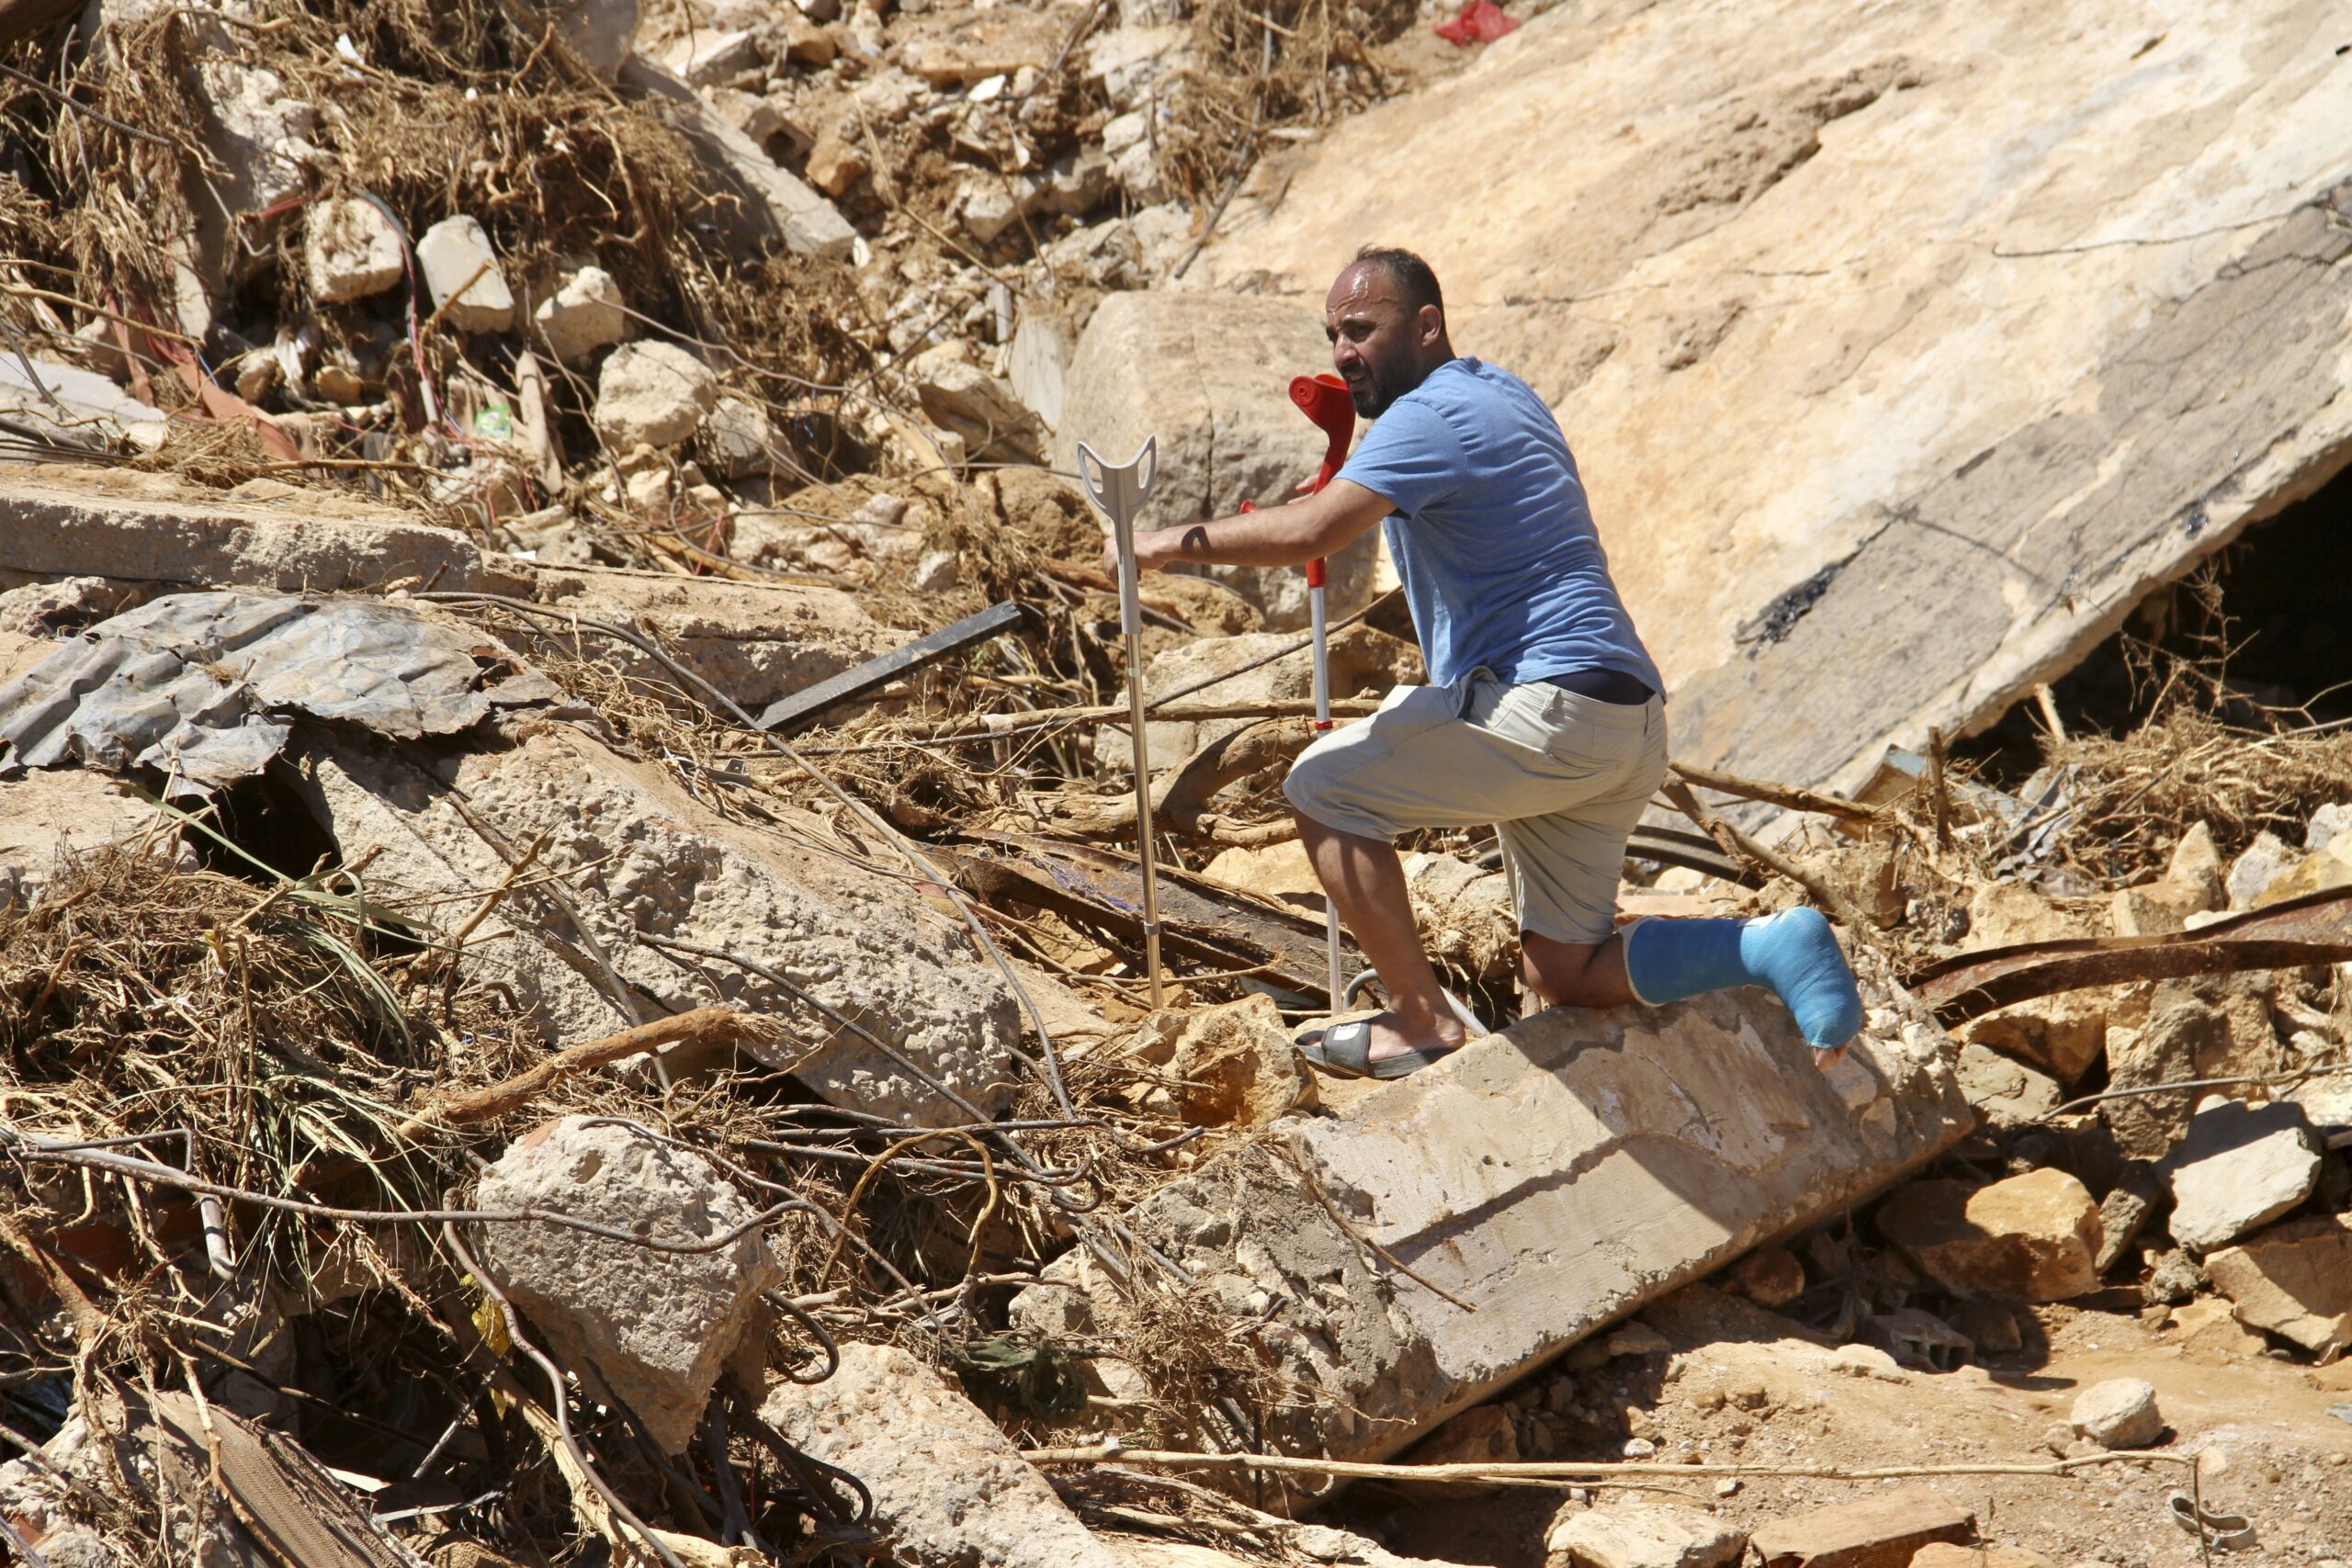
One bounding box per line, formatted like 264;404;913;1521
1113;247;1861;1078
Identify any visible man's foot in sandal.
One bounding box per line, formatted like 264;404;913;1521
1295;993;1481;1079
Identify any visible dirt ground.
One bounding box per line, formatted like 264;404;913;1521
1333;1285;2352;1567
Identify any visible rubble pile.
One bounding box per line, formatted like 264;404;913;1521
1;0;2350;1564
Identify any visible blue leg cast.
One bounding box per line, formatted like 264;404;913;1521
1622;908;1863;1049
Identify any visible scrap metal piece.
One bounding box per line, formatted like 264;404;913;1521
0;590;558;795
1907;886;2352;1023
753;599;1025;732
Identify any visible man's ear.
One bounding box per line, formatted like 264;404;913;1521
1416;304;1444;348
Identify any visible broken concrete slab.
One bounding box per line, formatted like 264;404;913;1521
2202;1213;2352;1356
472;1115;781;1452
1873;1168;2102;1302
2161;1096;2321;1254
527;567;900;715
1055;290;1381;630
0;769;178;914
1193;0;2352;794
1748;1486;1975;1568
760;1342;1125;1568
290;716;1026;1124
1013;988;1967;1467
1951;1043;2063;1128
0;469;534;598
619;55;856;261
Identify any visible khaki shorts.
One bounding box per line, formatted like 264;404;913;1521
1283;668;1669;945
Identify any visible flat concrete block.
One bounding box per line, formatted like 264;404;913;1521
1750;1485;1976;1568
1014;988;1969;1470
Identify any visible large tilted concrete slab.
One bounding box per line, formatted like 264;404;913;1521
1191;0;2352;792
1016;990;1970;1467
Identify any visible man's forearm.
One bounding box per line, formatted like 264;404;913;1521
1119;478;1393;575
1138;509;1327;570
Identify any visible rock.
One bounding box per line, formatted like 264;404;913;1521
2143;1246;2201;1305
1054;290;1381;629
2289;1076;2352;1151
2101;994;2229;1158
909;343;1047;461
660;26;762;85
804;124;869;197
1749;1486;1975;1568
1959;992;2108;1084
2168;822;2226;903
2226;831;2295;908
1727;1245;1806;1307
1951;1301;2021;1356
594;342;718;449
415;215;514;333
0;576;125;638
699;393;777;478
532;265;630;365
1158;994;1315;1129
1006;300;1077;430
1083;24;1193;115
471;1116;784;1452
1011;990;1968;1463
1953;1043;2062;1127
2067;1377;2164;1449
2305;803;2352;854
2161;1096;2320;1253
1192;0;2352;799
1545;1499;1746;1568
617;56;855;261
2167;1296;2265;1356
0;769;186;916
2093;1179;2154;1274
2203;1213;2352;1355
893;6;1065;86
302;197;403;304
0;356;166;452
1875;1169;2102;1301
760;1343;1124;1568
2251;846;2352;908
548;0;639;81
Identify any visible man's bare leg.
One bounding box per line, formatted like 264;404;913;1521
1519;931;1633;1010
1295;808;1467;1063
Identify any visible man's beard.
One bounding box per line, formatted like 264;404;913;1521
1344;368;1393;418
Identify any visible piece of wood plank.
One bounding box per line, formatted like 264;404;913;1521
757;600;1026;731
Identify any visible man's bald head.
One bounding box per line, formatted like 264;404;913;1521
1325;246;1453;418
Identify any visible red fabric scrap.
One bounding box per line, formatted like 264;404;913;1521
1433;0;1519;44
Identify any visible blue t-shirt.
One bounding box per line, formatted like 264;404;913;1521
1338;358;1663;694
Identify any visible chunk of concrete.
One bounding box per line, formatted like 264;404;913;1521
416;215;514;333
1012;991;1968;1467
0;770;177;915
1143;993;1315;1129
471;1116;780;1452
2161;1097;2320;1254
2069;1377;2164;1449
1546;1499;1746;1568
1952;1043;2062;1128
0;470;533;597
660;26;761;85
594;341;718;449
303;197;404;304
293;719;1025;1124
2225;831;2295;908
1054;290;1379;629
1874;1168;2101;1302
1910;1548;2057;1568
760;1343;1124;1568
1726;1246;1806;1307
532;265;630;365
1749;1486;1975;1568
908;344;1046;461
2203;1214;2352;1355
2100;996;2229;1158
